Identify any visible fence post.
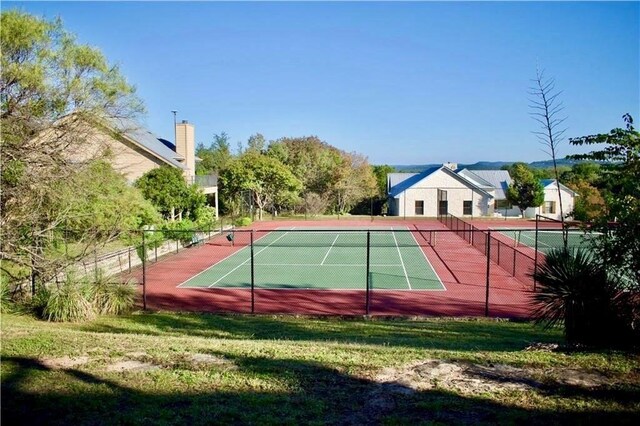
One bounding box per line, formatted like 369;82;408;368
142;230;147;311
512;248;517;276
250;230;255;314
365;231;371;315
534;216;539;291
485;230;491;317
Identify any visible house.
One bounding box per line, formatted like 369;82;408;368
457;169;521;217
65;114;219;217
528;179;577;221
387;163;493;217
387;163;576;220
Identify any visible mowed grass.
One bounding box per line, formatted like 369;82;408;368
2;312;639;425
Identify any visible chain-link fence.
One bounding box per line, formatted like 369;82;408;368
8;214;608;318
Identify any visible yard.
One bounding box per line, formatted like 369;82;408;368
2;312;639;425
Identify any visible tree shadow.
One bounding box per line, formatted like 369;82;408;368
2;354;638;426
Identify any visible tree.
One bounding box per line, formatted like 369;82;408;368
505;164;544;218
246;133;266;153
331;152;377;215
219;153;302;220
196;131;232;175
1;11;143;290
135;166;205;221
529;68;568;243
372;165;395;214
569;114;640;287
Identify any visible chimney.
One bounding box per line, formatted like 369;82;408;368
175;120;195;178
443;162;458;170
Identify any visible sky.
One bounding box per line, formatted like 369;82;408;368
6;1;640;165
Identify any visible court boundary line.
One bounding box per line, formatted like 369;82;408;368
391;227;412;290
178;226;446;291
176;230;275;288
321;235;340;265
407;227;447;291
207;231;291;288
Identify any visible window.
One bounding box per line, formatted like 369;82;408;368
543;201;556;214
438;200;448;215
415;200;424;215
494;199;512;210
437;189;448;215
463;200;472;215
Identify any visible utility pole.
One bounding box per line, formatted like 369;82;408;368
171;110;178;144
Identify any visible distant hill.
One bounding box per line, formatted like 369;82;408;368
392;159;584;172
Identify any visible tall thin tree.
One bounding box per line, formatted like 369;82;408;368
529;68;568;247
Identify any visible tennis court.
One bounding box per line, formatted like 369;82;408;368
178;227;445;291
495;229;599;254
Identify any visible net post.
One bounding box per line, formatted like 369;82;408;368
142;230;147;311
534;215;540;291
250;230;255;314
485;230;491;317
365;231;371;315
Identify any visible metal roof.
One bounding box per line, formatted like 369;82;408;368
459;170;512;199
108;117;186;169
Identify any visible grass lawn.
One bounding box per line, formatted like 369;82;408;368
1;312;639;425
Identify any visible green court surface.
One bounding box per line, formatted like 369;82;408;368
496;229;599;254
178;227;445;290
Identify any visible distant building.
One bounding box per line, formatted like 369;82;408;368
387;163;576;220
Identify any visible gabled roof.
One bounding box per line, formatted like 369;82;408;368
459;169;512;199
388;167;440;197
540;179;578;196
388;166;493;198
108;117;186;170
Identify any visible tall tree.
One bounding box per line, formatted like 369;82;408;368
569;114;640;286
529;68;568;243
1;11;143;286
219;153;301;220
505;164;545;218
196;131;232;175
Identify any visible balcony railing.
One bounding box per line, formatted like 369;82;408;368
187;174;218;188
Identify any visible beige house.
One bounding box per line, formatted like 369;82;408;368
66;115;218;217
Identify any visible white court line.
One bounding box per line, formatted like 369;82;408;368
406;227;447;291
206;232;290;288
320;234;340;265
176;230;273;288
391;227;412;290
255;263;400;267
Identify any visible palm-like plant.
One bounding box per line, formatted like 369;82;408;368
533;248;635;346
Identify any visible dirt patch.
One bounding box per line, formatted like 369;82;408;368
190;353;229;365
555;369;610;388
106;360;160;372
41;356;90;369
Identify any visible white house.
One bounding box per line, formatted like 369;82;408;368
387;164;577;220
457;169;521;217
387;163;493;217
526;179;577;221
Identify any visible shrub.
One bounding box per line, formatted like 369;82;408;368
42;273;94;322
90;270;136;315
234;217;252;227
162;219;196;246
533;247;637;346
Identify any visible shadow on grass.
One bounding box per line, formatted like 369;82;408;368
78;311;561;352
2;354;638;426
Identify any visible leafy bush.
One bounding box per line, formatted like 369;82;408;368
0;280;15;313
90;270;136;315
42;273;94;322
162;219;196;246
234;217;252;227
533;247;637;346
